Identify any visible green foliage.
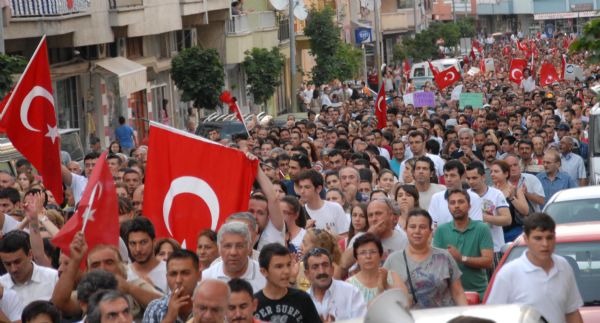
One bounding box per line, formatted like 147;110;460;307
393;18;475;63
0;54;27;98
304;6;363;85
171;47;224;109
570;18;600;64
243;47;285;106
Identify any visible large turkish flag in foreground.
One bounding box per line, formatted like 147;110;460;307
52;151;119;264
0;36;63;204
143;123;258;249
508;58;528;85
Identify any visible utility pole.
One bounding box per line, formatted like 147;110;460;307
452;0;456;23
289;0;297;112
374;0;382;88
0;6;5;54
413;0;418;34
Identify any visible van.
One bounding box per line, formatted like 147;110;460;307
410;58;462;90
589;102;600;185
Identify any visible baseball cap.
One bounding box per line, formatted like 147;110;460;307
556;123;570;131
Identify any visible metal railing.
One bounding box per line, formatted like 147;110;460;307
227;13;250;34
278;17;289;41
11;0;90;17
228;11;276;35
109;0;143;9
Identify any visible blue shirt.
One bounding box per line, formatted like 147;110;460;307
390;158;402;177
536;171;578;205
560;152;586;182
115;124;135;149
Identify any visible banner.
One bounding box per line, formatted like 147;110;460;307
413;91;435;108
459;93;484;110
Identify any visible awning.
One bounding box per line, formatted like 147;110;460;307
534;11;599;21
95;57;147;96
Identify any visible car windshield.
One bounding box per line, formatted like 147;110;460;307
414;67;426;77
504;242;600;305
544;199;600;224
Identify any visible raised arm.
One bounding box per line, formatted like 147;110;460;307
61;164;73;187
51;231;87;316
256;166;284;231
25;192;51;267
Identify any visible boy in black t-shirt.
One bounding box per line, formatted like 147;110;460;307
254;243;322;323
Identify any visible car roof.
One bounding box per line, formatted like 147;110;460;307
548;186;600;203
512;221;600;246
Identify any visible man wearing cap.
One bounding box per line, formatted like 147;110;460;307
556;123;571;141
559;137;587;186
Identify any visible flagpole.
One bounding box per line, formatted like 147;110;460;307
0;35;47;121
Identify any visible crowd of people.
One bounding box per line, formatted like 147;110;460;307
0;30;597;323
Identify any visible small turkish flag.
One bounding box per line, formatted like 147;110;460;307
0;36;63;204
434;66;461;90
509;58;528;85
479;58;486;73
52;151;119;265
143;123;258;249
472;39;483;53
469;48;476;62
540;62;559;87
403;59;411;79
502;46;511;56
375;83;387;130
517;40;528;52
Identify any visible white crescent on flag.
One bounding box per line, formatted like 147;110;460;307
444;71;456;81
376;95;384;112
511;68;522;80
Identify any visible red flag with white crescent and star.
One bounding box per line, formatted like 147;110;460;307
540;61;560;87
375;83;387;130
51;151;119;266
433;66;461;90
403;59;411;79
143;122;258;249
0;36;63;203
509;58;528;85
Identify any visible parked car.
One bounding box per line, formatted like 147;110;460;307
542;186;600;224
410;58;462;90
483;222;600;322
0;128;84;176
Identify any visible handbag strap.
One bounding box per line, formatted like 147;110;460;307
403;250;418;304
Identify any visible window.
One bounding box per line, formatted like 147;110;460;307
127;37;143;58
397;0;414;9
53;76;80;129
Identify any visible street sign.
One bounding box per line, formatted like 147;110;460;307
355;28;372;44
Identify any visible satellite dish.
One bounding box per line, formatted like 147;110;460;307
269;0;288;11
293;4;308;20
365;289;413;323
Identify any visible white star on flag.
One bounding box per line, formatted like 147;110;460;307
45;124;60;144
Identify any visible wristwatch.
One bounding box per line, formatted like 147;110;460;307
461;255;468;263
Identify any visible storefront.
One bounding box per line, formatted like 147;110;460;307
533;10;598;35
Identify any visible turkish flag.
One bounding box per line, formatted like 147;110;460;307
52;151;119;265
403;59;411;79
434;66;460;90
561;54;567;80
469;48;476;62
502;46;511;56
472;39;483;53
375;83;387;130
143;123;258;248
509;58;527;85
0;37;63;204
563;37;571;50
517;40;528;52
479;58;486;73
540;62;559;87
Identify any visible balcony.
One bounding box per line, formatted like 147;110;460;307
225;11;279;64
109;0;143;9
381;10;413;33
179;0;229;16
278;17;289;42
10;0;90;17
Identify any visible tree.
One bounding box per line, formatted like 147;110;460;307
171;47;224;109
570;18;600;64
243;47;285;107
304;6;363;85
0;54;27;98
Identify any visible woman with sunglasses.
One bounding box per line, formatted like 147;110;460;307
383;209;467;308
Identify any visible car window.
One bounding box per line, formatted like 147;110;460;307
544;199;600;224
414;67;425;77
504;242;600;306
0;161;14;176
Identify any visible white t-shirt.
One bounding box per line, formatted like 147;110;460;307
516;174;545;212
348;229;408;260
418;183;446;210
469;187;509;252
70;172;88;204
202;257;266;293
257;220;286;252
305;201;349;235
0;288;24;321
487;252;583;323
398;153;444;179
289;228;306;252
2;214;19;234
428;189;483;227
127;261;169;294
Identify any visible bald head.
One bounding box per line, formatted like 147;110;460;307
192;279;230;323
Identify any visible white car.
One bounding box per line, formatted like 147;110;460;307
543;186;600;224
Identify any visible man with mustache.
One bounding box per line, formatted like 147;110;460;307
305;248;366;321
226;278;265;323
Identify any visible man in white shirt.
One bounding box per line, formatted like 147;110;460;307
520;68;536;93
248;165;285;252
400;131;444;179
124;217;169;294
296;170;349;236
0;231;58;308
429;160;482;227
487;213;583;323
61;152;100;204
466;161;511;253
202;222;266;292
305;248;366;321
413;156;445;210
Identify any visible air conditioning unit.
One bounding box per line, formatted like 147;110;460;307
117;37;127;57
97;44;108;59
